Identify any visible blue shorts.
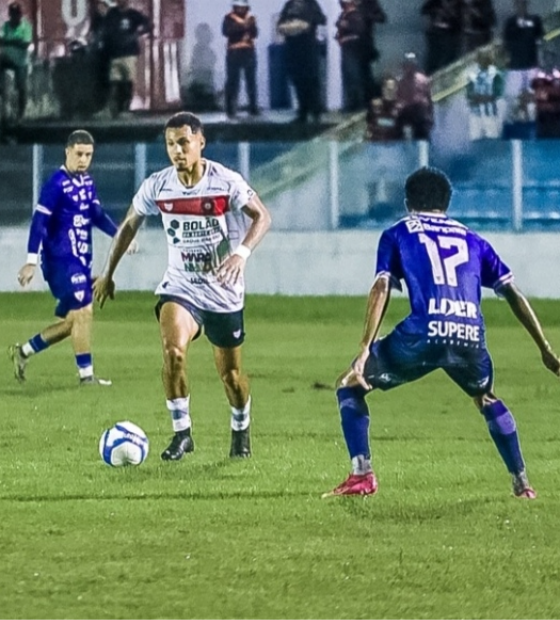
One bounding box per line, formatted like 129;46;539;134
154;295;245;349
42;260;92;318
364;329;494;397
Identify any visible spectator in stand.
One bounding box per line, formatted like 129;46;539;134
502;0;543;121
277;0;327;124
356;0;387;98
0;2;32;121
222;0;259;120
466;49;504;140
335;0;372;113
365;75;401;141
103;0;152;118
421;0;462;74
88;0;111;110
462;0;497;53
531;69;560;138
395;52;434;140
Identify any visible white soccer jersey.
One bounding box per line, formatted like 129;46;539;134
133;159;254;312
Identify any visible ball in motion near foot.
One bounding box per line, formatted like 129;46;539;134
99;421;149;466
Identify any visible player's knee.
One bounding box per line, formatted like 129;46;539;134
163;343;185;370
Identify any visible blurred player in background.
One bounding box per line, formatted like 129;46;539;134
324;166;560;499
0;1;32;122
9;130;134;385
93;112;272;461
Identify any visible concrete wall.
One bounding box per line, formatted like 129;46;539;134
182;0;553;113
2;228;559;298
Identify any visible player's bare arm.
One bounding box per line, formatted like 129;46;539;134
94;205;145;308
501;282;560;376
340;274;392;390
216;194;272;286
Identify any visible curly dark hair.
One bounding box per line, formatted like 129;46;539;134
405;166;452;212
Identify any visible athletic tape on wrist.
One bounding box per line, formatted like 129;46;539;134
233;244;251;260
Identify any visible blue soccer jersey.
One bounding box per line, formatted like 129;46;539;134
375;212;513;347
27;167;117;269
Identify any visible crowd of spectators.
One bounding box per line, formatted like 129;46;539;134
0;0;559;142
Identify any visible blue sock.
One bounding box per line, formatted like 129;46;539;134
75;353;93;379
336;386;371;460
28;334;49;354
481;400;525;475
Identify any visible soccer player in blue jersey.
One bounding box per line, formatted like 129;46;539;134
9;130;122;385
324;166;560;500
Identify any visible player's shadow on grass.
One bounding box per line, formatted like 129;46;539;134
337;494;495;522
2;384;79;396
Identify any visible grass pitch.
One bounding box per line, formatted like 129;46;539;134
1;292;560;620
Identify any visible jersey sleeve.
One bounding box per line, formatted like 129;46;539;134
26;177;61;260
375;229;403;291
480;238;514;293
228;172;256;212
132;175;160;216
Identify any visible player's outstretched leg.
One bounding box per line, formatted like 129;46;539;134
323;384;378;498
161;396;195;461
8;333;53;382
480;399;536;499
213;346;252;458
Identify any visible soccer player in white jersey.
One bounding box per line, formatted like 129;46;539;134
93;112;272;460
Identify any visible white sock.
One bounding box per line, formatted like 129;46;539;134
78;366;94;379
352;455;372;475
231;396;251;431
166;396;191;433
21;342;35;357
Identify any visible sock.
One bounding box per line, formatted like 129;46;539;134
231;396;251;431
337;386;372;472
481;400;525;475
167;397;192;433
76;353;93;379
351;455;373;476
22;334;49;357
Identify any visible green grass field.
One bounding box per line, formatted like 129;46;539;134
2;292;560;620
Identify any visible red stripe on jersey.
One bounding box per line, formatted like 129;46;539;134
156;195;230;216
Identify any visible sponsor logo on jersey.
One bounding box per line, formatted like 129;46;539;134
406;219;424;233
427;320;480;342
71;273;87;284
73;215;90;227
428;298;478;319
156;195;230;216
74;291;85;302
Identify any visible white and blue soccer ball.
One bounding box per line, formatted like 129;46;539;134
99;421;149;467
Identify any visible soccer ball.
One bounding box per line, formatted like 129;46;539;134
99;421;149;467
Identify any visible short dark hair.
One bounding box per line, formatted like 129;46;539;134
164;112;204;134
405;166;452;212
66;129;95;147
